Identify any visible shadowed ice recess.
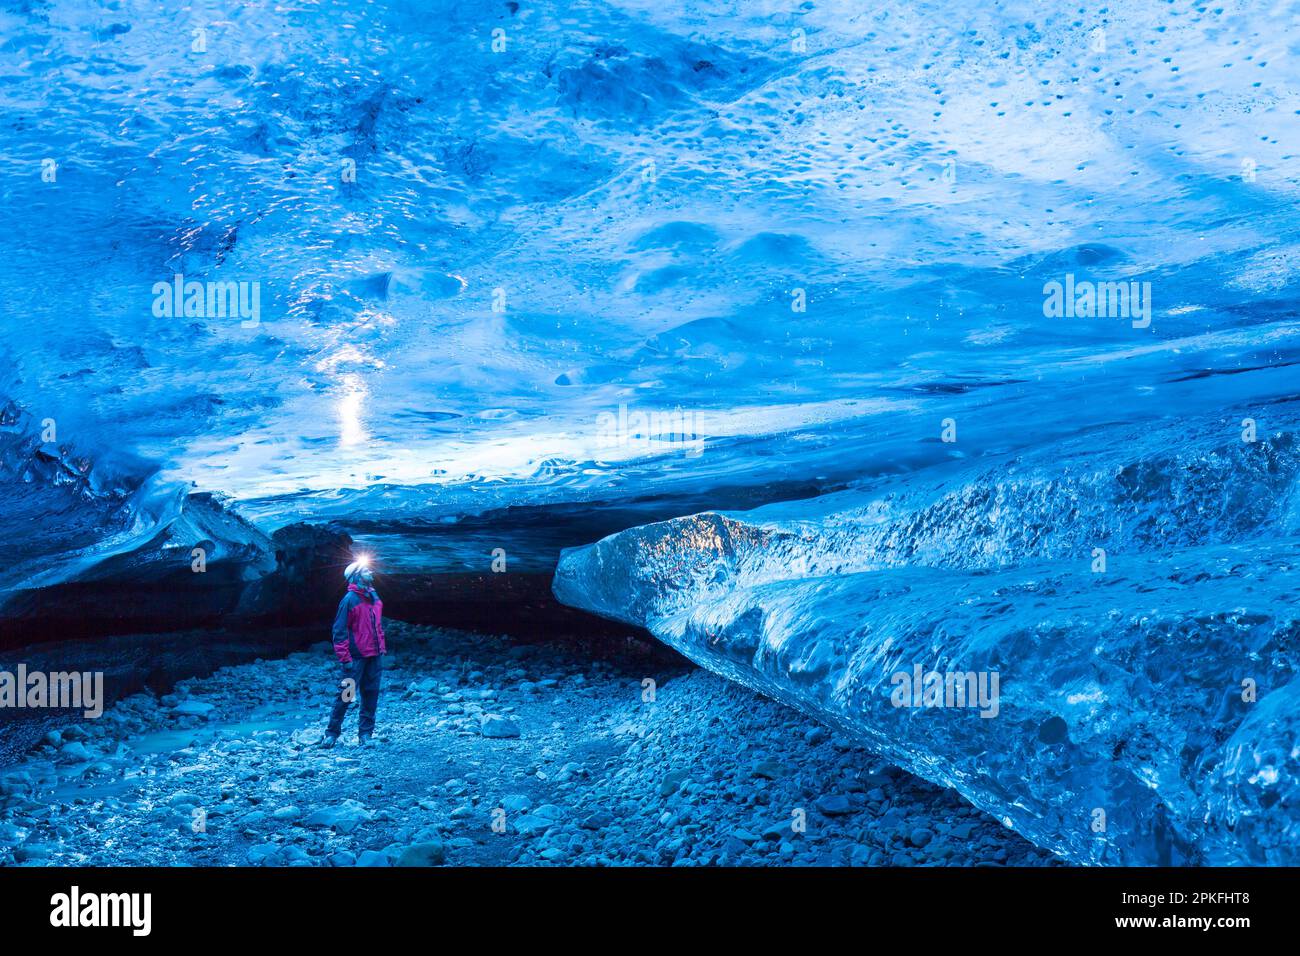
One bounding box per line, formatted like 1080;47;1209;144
1;0;1299;863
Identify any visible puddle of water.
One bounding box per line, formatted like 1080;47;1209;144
130;718;302;755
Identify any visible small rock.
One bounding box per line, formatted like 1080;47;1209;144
513;814;554;836
246;843;280;865
762;821;794;841
815;794;853;816
500;793;532;814
281;845;312;866
479;714;521;739
659;770;689;796
395;841;445;867
304;799;373;834
59;742;92;762
580;810;614;830
172;700;215;718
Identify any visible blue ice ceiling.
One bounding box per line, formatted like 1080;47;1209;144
1;0;1299;863
3;0;1296;538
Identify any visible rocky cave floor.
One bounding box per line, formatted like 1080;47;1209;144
0;621;1058;867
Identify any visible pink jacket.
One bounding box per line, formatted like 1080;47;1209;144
331;584;385;662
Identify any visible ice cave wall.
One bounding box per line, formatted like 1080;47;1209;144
554;413;1300;865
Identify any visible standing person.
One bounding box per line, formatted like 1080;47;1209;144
321;557;385;748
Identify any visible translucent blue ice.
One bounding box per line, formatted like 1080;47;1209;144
0;1;1297;860
555;416;1300;864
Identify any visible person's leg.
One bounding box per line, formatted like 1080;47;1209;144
327;660;359;738
358;655;382;738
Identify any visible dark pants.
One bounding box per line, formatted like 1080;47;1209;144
327;654;382;737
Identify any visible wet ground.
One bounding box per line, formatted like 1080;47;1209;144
0;621;1057;867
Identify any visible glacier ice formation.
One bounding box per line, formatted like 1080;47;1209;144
555;416;1300;865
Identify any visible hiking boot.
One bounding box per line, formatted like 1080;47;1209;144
319;734;339;749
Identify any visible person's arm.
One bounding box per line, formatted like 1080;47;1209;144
331;593;357;663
